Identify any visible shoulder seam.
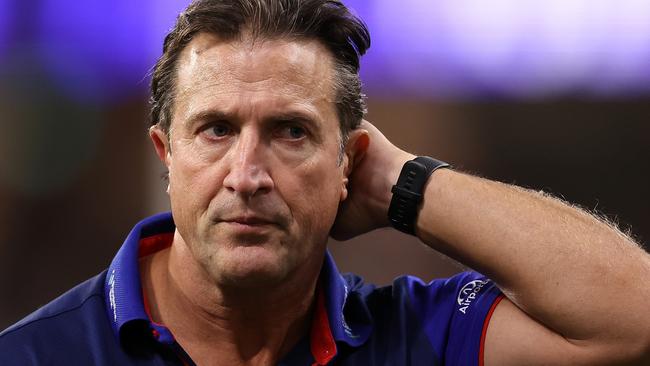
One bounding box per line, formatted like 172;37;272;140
0;293;105;339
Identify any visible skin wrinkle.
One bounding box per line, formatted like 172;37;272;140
174;76;333;118
181;98;327;143
174;34;335;108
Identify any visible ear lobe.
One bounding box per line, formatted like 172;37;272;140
339;129;369;202
340;176;349;202
149;125;171;167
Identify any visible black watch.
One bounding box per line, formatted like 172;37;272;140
388;156;450;235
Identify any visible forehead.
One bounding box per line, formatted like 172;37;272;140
173;32;337;121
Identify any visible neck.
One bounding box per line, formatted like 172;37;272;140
140;233;323;366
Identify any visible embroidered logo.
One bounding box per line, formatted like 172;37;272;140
457;279;489;314
108;269;118;322
340;279;359;339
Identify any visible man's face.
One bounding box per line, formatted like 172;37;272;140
152;33;350;287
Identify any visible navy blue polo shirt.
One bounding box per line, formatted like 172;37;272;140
0;212;503;365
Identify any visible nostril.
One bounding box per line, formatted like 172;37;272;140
222;163;274;198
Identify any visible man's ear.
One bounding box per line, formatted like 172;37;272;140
344;128;370;176
340;128;370;201
149;125;171;167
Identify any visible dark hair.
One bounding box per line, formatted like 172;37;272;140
150;0;370;143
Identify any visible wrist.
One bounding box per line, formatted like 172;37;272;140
377;152;415;226
414;167;454;241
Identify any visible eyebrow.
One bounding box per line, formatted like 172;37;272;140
184;109;230;130
267;111;319;125
184;108;322;130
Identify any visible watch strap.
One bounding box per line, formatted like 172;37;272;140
388;156;450;235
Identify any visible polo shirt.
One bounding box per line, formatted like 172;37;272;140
0;212;503;365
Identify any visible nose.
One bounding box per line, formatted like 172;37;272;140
222;128;274;198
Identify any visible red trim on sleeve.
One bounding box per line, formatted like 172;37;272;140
310;282;337;365
479;294;505;366
138;233;174;258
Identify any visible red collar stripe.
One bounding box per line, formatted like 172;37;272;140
138;233;174;258
310;281;337;365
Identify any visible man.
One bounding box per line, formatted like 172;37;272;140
1;0;649;365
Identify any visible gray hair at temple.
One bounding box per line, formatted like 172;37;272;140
149;0;371;146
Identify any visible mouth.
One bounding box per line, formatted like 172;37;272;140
224;216;275;225
219;215;281;234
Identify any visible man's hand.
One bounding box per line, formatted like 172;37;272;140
330;120;414;240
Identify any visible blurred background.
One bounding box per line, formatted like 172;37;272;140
1;0;649;329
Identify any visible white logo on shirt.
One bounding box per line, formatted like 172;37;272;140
340;280;360;339
108;269;117;322
457;279;489;314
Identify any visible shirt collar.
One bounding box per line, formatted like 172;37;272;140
319;252;373;347
105;212;176;345
104;212;372;358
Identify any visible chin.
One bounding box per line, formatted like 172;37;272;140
210;245;293;288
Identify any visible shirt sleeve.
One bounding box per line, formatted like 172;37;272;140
405;271;503;366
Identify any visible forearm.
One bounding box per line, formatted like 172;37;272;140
416;169;650;344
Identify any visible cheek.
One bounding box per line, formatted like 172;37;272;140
286;160;343;233
168;148;224;220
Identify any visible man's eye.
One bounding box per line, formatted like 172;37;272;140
206;124;231;138
279;125;307;140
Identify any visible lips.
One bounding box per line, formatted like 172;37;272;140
223;216;276;226
210;201;290;230
218;216;280;238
